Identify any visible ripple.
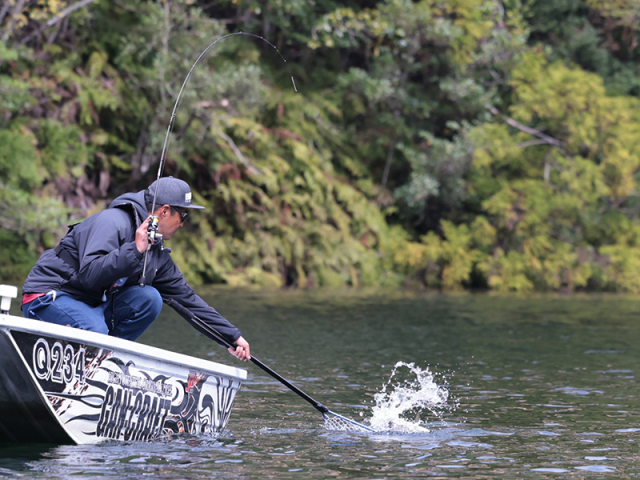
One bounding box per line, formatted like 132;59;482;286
531;468;570;473
447;440;493;448
576;465;616;472
553;386;604;396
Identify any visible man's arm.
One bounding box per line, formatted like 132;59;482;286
153;255;250;361
74;209;144;291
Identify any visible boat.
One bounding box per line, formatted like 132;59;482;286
0;284;247;445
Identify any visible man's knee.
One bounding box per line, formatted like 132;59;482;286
138;286;162;316
121;285;162;320
108;286;162;341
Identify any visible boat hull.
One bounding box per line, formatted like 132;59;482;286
0;314;247;444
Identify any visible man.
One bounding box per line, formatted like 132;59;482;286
21;177;250;361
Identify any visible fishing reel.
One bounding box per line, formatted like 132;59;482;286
146;215;163;247
140;215;162;287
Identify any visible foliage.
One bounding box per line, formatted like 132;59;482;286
525;0;640;96
2;0;640;292
466;52;640;291
310;0;529;233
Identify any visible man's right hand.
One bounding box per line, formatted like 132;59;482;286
136;217;151;253
229;336;251;362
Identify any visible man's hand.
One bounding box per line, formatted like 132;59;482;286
136;217;151;253
228;336;251;362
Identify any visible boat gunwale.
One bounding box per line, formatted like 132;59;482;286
0;313;247;381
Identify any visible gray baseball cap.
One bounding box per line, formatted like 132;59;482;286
146;177;205;210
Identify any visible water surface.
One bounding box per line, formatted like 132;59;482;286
2;289;640;478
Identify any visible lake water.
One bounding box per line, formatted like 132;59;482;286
2;288;640;478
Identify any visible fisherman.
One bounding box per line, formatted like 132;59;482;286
20;177;250;361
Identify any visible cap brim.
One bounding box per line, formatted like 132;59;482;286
181;204;205;210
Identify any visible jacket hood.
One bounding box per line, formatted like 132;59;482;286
109;191;149;222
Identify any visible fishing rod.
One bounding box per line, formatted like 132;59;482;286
140;32;295;286
164;297;376;433
140;33;373;433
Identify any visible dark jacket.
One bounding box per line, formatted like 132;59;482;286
23;191;242;345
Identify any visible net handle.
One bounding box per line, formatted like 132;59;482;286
165;298;329;414
166;298;376;432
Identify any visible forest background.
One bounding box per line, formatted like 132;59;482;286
2;0;640;293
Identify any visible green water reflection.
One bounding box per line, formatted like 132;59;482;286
3;288;640;478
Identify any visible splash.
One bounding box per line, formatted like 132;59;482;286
368;362;451;433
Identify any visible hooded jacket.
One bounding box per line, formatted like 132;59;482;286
22;190;242;345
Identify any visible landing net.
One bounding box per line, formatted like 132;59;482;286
323;411;376;433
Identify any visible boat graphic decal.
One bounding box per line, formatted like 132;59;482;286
11;331;241;443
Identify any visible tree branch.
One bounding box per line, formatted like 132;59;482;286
0;0;13;31
486;104;570;156
1;0;28;43
517;139;549;148
218;131;262;175
160;0;171;103
111;0;140;14
19;0;98;45
381;134;397;188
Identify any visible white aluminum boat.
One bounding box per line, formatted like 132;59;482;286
0;285;247;445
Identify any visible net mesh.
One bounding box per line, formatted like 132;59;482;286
323;412;375;433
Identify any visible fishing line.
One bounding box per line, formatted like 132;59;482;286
138;33;374;435
141;31;293;286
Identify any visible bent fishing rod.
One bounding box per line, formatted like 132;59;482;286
164;297;375;433
140;32;294;286
136;34;373;432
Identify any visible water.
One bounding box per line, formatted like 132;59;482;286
2;289;640;478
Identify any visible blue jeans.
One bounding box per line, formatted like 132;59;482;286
22;286;162;341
